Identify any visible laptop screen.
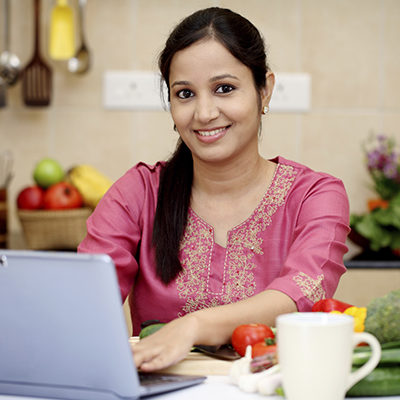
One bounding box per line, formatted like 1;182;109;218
0;250;144;400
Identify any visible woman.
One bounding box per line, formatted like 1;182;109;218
78;7;350;371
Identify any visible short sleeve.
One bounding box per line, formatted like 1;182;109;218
266;176;350;311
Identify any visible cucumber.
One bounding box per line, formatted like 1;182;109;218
347;367;400;397
352;348;400;366
353;340;400;353
138;323;165;339
381;341;400;350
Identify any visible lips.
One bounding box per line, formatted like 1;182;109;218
194;124;231;141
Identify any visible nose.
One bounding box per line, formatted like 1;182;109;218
194;94;219;123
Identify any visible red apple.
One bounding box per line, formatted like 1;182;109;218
43;182;83;210
17;185;45;210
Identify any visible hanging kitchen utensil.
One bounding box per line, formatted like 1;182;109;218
0;0;21;87
0;151;13;188
49;0;75;60
22;0;52;107
68;0;91;74
0;77;6;108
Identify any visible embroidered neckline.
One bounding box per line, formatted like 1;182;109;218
176;162;298;316
188;162;280;244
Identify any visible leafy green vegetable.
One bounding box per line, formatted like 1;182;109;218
350;192;400;251
364;289;400;344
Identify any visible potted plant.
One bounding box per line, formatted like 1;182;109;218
349;134;400;257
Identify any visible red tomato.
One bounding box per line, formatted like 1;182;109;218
252;342;277;358
231;324;275;357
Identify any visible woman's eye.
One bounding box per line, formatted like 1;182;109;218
216;84;234;94
177;89;193;99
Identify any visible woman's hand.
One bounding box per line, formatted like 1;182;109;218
131;314;199;371
131;289;297;371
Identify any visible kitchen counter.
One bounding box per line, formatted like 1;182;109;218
345;259;400;269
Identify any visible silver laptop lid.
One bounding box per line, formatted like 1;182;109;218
0;250;140;400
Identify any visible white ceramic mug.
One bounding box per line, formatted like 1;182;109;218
277;312;381;400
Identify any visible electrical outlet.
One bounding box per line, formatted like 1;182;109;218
103;70;166;110
270;73;311;112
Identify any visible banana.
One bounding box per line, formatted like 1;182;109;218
68;165;113;208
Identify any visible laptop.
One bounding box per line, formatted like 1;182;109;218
0;250;206;400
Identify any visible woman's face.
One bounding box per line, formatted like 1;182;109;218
169;38;272;166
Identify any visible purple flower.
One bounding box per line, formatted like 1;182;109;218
367;150;380;169
364;134;400;199
383;162;397;179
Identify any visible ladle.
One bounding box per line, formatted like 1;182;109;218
0;0;21;86
68;0;91;74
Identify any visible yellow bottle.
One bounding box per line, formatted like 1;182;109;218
49;0;75;60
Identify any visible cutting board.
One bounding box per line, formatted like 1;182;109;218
129;337;233;376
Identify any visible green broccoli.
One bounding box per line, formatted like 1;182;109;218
364;289;400;344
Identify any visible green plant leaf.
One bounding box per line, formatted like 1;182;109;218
391;232;400;249
374;208;395;226
355;214;392;250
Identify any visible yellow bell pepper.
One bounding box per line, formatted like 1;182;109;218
330;306;367;332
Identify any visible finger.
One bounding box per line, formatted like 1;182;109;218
132;342;163;367
139;353;171;372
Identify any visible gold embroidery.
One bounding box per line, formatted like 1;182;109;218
176;164;297;315
293;271;326;303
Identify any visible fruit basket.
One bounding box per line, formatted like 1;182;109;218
18;207;92;250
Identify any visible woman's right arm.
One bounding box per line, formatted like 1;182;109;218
78;166;150;300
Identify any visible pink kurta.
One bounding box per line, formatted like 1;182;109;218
78;156;350;335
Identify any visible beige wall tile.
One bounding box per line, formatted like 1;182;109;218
300;113;382;213
220;0;300;71
383;0;400;109
335;269;400;306
85;0;136;69
134;0;218;70
131;111;180;164
48;110;135;181
383;114;400;138
302;0;381;108
259;113;302;161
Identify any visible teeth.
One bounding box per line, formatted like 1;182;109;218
196;127;226;136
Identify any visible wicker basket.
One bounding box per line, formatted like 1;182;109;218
18;207;92;250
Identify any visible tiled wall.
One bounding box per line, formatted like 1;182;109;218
1;0;400;258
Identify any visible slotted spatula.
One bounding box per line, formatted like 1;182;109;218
22;0;52;106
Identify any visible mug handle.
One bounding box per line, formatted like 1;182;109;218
347;332;381;390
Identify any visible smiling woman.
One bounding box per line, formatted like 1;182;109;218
78;7;350;372
169;39;271;165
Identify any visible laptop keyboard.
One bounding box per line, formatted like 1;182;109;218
139;372;192;386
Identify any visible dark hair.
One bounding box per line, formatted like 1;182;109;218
153;7;269;284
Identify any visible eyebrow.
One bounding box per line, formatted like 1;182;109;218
210;74;239;82
171;74;240;88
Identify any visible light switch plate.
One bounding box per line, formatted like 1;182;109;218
270;73;311;112
103;70;165;110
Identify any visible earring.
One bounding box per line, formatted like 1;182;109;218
262;105;269;114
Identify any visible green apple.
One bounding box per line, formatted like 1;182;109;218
33;158;65;188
